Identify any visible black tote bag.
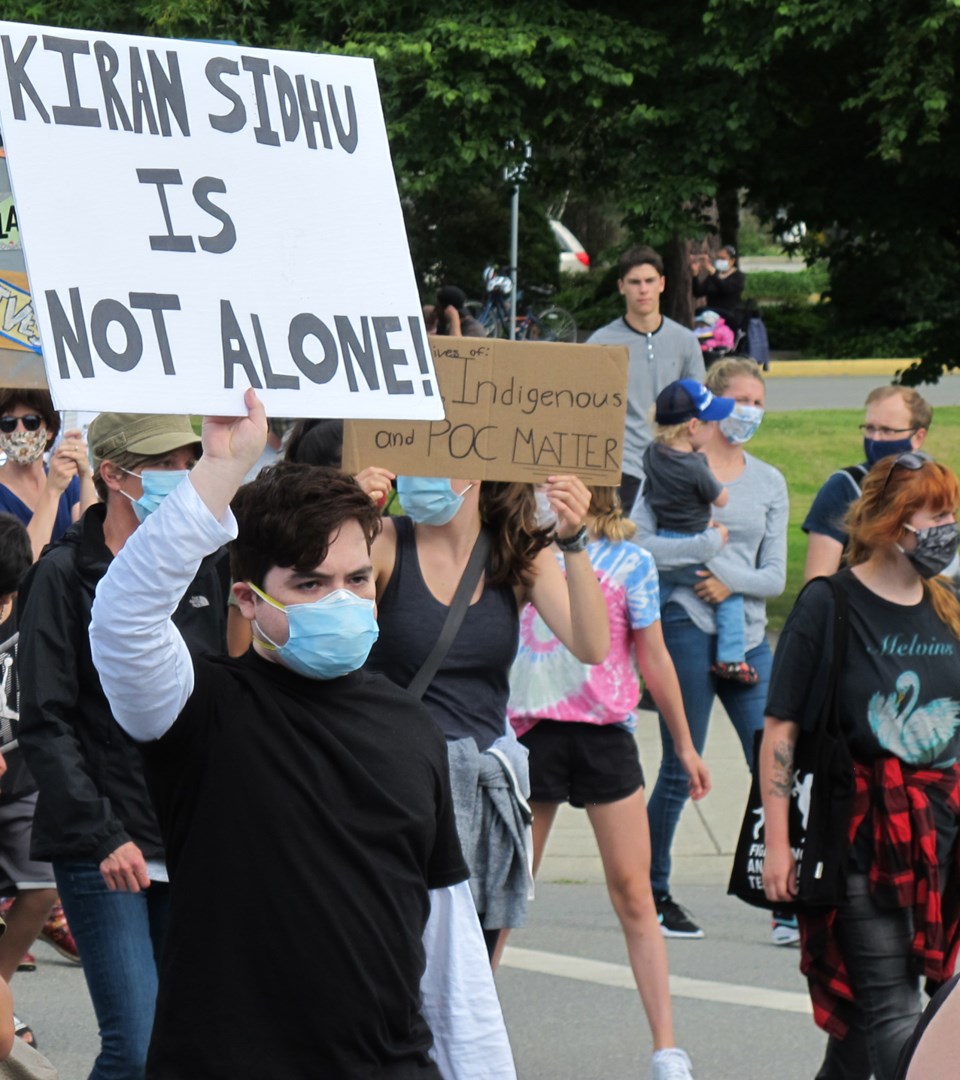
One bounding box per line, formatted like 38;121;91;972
728;576;856;912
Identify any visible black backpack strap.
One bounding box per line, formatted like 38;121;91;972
407;528;493;700
834;464;867;499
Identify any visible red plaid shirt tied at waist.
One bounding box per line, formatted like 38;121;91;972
799;756;960;1038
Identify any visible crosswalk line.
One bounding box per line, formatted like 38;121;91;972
501;947;812;1015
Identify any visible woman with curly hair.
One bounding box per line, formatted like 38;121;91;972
360;468;609;960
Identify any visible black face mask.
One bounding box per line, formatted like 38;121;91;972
899;522;960;579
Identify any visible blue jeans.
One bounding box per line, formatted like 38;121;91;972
54;859;170;1080
648;604;772;896
813;875;920;1080
657;560;746;663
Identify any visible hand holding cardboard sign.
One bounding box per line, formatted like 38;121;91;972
543;475;590;539
355;465;395;507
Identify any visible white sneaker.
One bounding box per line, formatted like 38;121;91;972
651;1047;694;1080
770;912;801;947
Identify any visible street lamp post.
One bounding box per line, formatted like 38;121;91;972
504;141;531;341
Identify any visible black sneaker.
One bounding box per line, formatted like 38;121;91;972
655;894;704;939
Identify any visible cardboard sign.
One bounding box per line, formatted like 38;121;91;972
343;337;628;483
0;22;442;419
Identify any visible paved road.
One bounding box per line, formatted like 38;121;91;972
17;364;956;1078
11;709;837;1080
765;373;960;411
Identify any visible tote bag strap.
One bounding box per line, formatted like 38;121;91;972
407;527;493;701
810;574;850;739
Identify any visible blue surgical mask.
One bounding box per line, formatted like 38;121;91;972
249;584;379;680
718;404;764;445
863;435;915;467
714;258;730;273
120;468;190;522
397;476;473;526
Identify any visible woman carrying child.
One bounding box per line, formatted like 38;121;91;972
507;486;710;1080
632;358;788;942
642;377;755;685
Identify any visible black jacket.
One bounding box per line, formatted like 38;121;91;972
17;504;229;863
692;268;746;315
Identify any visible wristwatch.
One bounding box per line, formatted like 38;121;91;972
555;525;589;553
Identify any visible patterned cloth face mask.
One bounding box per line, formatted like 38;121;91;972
0;425;48;465
718;404;764;445
897;522;960;580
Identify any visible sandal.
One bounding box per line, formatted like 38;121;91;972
13;1015;37;1048
711;660;760;686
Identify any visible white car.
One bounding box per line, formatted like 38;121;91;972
550;219;590;274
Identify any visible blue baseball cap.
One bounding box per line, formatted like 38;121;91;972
655;379;735;424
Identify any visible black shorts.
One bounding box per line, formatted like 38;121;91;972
519;720;644;808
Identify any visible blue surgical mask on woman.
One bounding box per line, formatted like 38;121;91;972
714;258;730;274
863;435;915;467
249;584;379;680
120;468;190;522
718;404;764;445
397;476;472;526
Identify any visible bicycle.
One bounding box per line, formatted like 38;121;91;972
466;266;577;343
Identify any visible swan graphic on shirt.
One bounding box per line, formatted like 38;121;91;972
867;670;960;765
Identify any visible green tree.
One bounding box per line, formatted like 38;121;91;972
707;0;960;379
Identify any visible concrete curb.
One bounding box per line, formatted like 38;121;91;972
766;358;955;379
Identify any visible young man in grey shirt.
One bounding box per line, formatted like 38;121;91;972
587;246;704;513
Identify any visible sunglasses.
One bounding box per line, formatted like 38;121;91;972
0;414;44;434
879;451;932;497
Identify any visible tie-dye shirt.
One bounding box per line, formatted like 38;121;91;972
508;538;660;736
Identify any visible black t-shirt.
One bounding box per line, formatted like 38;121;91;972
767;570;960;767
142;651;467;1080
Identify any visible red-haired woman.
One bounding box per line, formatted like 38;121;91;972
761;452;960;1080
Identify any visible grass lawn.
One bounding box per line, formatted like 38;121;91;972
750;407;960;631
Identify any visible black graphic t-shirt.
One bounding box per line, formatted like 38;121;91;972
767;570;960;768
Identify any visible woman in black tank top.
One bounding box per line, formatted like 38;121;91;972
360;468;610;962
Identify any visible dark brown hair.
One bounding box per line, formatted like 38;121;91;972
0;512;32;594
479;482;553;589
284;419;343;468
0;389;60;443
230;462;382;587
618;245;664;279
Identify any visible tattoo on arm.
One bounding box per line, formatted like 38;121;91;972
769;740;795;798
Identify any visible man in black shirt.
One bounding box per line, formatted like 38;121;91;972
89;392;515;1079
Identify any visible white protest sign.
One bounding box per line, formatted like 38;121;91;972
0;23;443;419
